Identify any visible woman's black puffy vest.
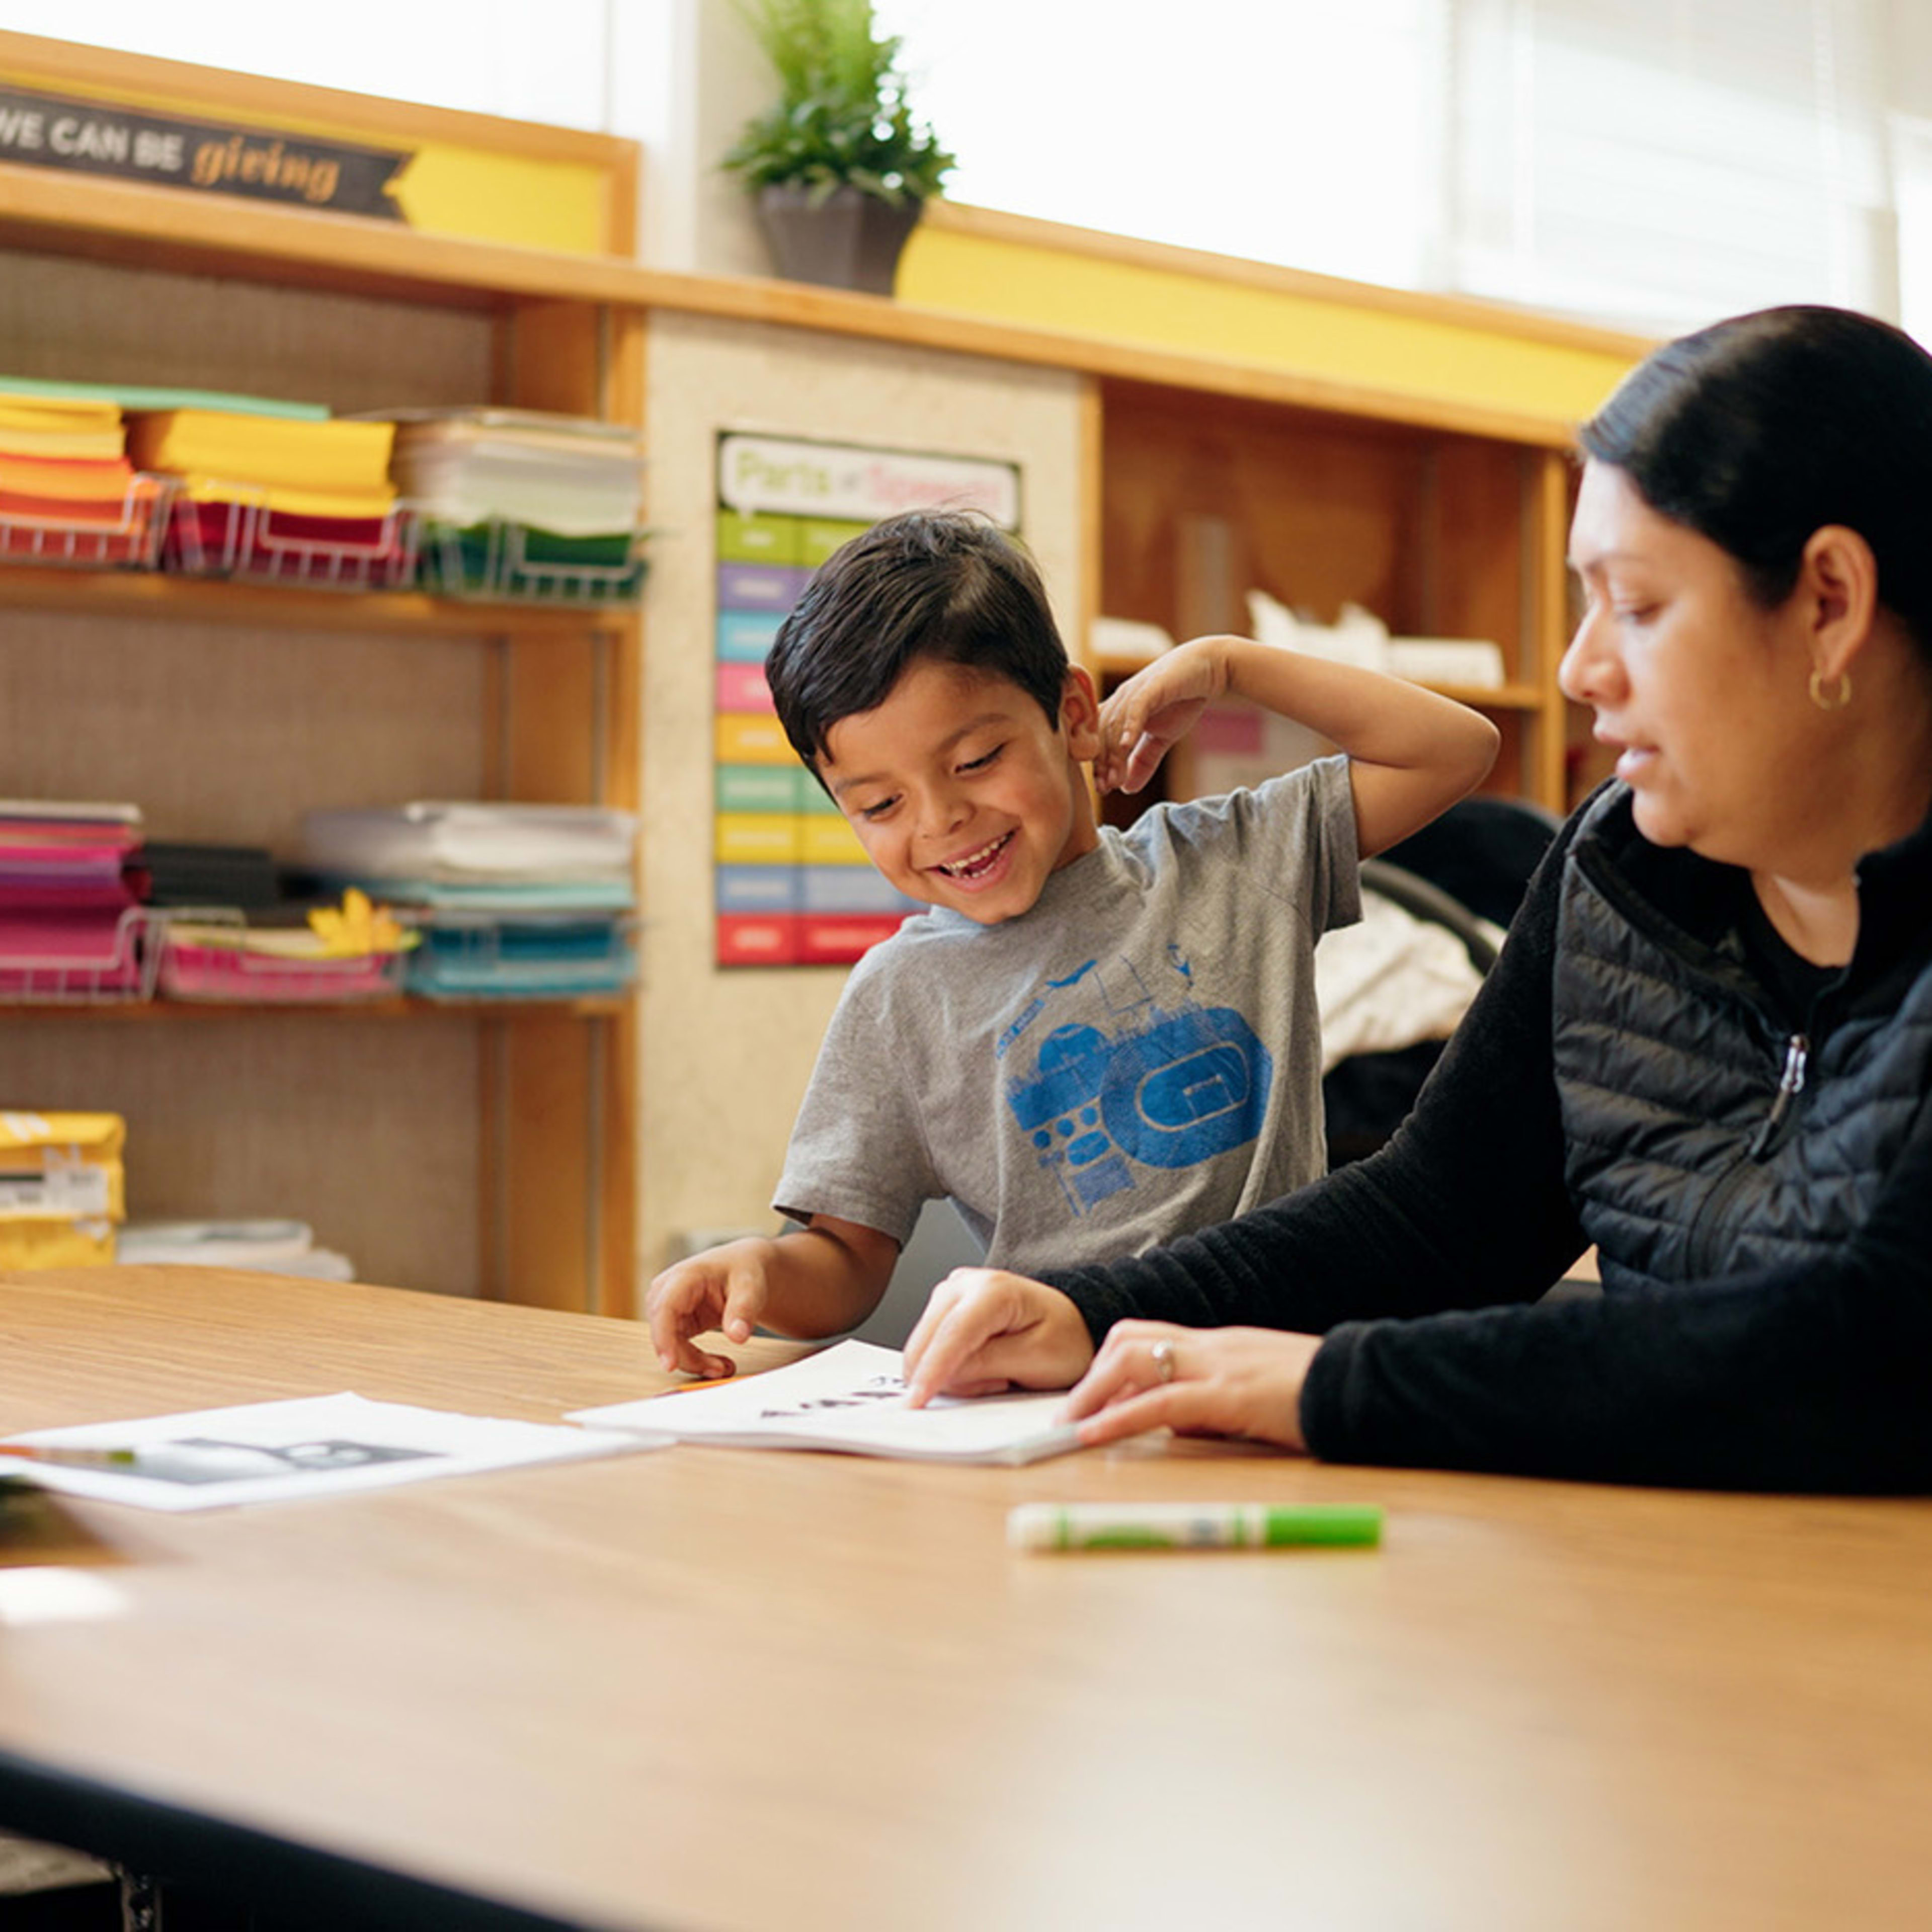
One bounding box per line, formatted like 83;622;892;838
1551;788;1932;1290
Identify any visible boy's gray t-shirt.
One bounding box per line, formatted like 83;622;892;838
774;755;1362;1272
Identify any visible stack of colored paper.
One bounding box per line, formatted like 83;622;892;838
0;384;167;567
384;409;647;602
0;800;149;1000
154;890;416;1005
154;917;409;1004
0;1111;126;1269
129;407;407;588
300;802;638;999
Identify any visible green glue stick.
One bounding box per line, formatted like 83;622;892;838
1008;1500;1383;1553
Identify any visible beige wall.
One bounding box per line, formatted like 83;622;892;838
637;309;1087;1277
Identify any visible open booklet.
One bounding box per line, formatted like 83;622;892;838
569;1339;1083;1466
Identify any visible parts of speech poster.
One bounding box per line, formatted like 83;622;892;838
713;433;1023;968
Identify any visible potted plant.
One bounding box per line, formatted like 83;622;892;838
723;0;957;295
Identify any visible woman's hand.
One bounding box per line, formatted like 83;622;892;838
1060;1321;1323;1451
901;1268;1096;1405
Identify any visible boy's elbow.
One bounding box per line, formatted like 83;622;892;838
1456;713;1503;794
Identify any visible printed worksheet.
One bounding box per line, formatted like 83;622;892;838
0;1391;666;1512
570;1339;1081;1465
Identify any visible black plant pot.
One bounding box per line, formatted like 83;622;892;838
754;184;923;295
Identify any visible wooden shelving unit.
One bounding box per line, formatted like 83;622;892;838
0;57;643;1314
0;562;634;637
1091;374;1575;811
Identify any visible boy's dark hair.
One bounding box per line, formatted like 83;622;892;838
765;509;1069;769
1580;304;1932;660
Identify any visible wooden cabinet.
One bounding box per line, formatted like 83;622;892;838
1092;377;1573;813
0;166;641;1314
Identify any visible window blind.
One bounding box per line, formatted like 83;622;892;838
1447;0;1894;331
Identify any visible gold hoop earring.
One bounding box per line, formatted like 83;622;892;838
1808;670;1852;711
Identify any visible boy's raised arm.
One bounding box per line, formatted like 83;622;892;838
1097;634;1499;857
645;1215;902;1378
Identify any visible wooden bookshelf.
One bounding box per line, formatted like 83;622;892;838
1093;375;1575;809
0;47;642;1315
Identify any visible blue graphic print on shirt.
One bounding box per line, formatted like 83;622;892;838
1002;949;1274;1216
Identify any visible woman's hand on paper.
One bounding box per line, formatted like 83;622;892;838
901;1268;1096;1405
1060;1321;1323;1452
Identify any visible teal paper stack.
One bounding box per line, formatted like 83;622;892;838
300;802;639;1000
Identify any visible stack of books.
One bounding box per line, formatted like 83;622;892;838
300;801;638;1000
0;799;149;1001
130;405;408;590
0;1111;126;1269
384;409;647;603
0;380;168;568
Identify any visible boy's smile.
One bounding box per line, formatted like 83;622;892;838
819;659;1102;925
933;829;1015;883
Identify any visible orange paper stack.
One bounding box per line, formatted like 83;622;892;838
0;387;167;567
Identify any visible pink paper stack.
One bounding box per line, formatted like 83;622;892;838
0;801;150;1002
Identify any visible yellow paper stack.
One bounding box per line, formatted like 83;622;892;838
0;391;133;511
0;1110;126;1268
126;411;396;520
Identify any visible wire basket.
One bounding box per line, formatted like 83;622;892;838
405;915;636;1000
162;489;419;592
0;475;172;571
413;516;648;606
155;909;411;1004
0;905;159;1003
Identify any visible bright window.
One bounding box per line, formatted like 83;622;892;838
874;0;1449;290
879;0;1901;333
0;0;614;130
1447;0;1895;333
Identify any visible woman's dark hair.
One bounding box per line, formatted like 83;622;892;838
1579;305;1932;655
765;510;1068;770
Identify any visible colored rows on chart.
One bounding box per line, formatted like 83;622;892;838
712;509;921;967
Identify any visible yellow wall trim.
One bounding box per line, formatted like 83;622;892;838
900;202;1648;441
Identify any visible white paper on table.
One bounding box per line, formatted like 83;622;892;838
570;1339;1082;1466
0;1392;667;1512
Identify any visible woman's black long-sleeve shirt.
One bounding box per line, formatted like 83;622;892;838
1040;787;1932;1491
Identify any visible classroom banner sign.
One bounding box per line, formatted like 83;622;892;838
712;432;1024;969
0;85;408;219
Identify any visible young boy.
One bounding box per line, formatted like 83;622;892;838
648;510;1498;1375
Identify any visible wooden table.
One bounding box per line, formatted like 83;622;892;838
1;1267;1928;1931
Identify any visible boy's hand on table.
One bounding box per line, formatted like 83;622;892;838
902;1269;1095;1405
645;1238;779;1378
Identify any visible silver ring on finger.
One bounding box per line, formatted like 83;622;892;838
1151;1339;1177;1384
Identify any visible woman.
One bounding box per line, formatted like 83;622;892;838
902;304;1932;1491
